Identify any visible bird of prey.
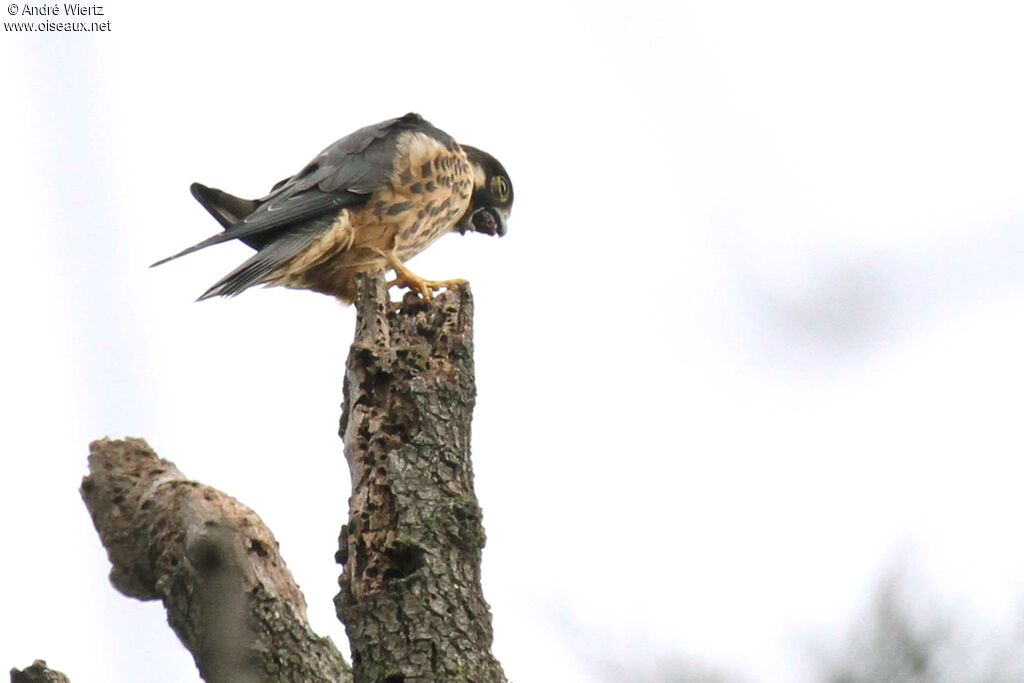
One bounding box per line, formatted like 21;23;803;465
153;113;513;302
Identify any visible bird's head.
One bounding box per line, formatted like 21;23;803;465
457;145;513;237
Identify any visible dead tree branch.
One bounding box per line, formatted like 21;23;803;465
336;274;506;683
38;271;502;683
10;661;70;683
80;438;351;683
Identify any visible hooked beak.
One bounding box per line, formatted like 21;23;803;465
458;207;509;237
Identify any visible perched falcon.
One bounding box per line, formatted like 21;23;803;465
153;113;513;302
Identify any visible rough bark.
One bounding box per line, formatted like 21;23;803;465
335;274;506;683
80;438;351;683
9;661;70;683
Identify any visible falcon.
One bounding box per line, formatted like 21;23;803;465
153;113;513;302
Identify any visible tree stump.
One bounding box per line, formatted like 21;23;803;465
336;274;506;683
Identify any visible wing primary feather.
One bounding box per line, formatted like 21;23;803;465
195;222;327;300
150;232;234;267
152;191;351;267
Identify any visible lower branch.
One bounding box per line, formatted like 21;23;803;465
81;438;351;683
10;661;69;683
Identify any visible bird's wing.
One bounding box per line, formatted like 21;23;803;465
153;113;445;267
151;189;355;266
195;218;334;300
310;112;455;195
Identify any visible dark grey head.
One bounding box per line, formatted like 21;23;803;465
457;145;513;237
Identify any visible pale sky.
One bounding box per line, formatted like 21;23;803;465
3;2;1024;681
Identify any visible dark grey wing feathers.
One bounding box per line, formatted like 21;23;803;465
196;219;330;300
229;190;351;240
317;113;455;194
152;190;350;266
317;118;404;193
320;140;397;193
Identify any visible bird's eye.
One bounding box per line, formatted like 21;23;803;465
491;176;510;202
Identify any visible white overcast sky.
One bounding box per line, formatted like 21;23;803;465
3;1;1024;681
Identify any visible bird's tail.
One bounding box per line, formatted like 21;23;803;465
151;184;268;269
151;183;263;268
189;183;259;234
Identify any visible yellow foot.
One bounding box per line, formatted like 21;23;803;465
371;248;465;301
388;275;466;301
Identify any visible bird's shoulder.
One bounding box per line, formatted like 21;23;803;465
263;113;457;204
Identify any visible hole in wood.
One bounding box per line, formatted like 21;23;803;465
383;542;425;581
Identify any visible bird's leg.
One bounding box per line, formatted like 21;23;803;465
371;248;466;301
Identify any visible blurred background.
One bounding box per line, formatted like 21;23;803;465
3;1;1024;681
